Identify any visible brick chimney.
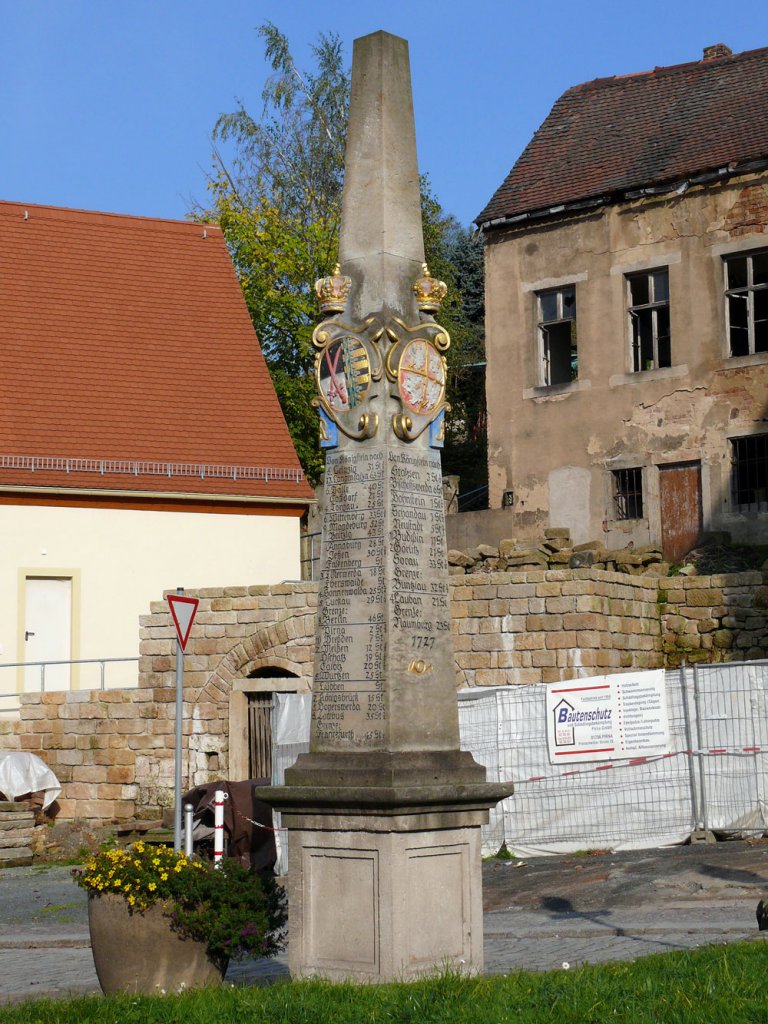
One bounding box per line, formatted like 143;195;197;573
702;43;733;60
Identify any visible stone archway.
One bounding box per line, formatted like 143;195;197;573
189;613;315;785
242;667;301;780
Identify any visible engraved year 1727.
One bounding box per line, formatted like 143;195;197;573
411;635;436;650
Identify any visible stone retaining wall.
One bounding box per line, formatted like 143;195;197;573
451;569;662;687
659;571;768;665
5;569;767;822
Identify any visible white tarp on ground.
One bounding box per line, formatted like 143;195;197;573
0;752;61;809
270;664;768;861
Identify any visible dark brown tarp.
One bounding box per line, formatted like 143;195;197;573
181;779;276;874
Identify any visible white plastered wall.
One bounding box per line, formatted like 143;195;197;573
0;503;301;693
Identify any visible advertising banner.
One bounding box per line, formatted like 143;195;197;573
545;670;670;764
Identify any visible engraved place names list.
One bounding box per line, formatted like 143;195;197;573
312;445;451;751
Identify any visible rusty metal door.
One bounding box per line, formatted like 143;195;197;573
659;462;702;563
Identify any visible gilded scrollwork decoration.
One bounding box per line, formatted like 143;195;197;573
386;264;451;445
312;262;450;447
312;266;384;445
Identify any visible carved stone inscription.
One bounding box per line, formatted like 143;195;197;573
388;448;449;641
313;445;450;752
314;448;386;749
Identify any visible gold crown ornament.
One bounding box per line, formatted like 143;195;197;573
413;263;447;313
314;265;352;315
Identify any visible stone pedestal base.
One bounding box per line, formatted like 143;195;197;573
260;761;513;982
286;819;483;981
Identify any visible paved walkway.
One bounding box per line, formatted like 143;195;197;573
1;846;766;1003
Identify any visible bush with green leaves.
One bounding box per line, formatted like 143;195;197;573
73;842;286;966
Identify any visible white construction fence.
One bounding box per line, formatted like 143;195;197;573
270;661;768;867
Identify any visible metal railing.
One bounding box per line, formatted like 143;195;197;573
300;531;321;581
0;454;305;483
0;657;140;714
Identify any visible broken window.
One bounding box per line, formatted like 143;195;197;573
612;467;644;520
724;250;768;357
731;435;768;513
537;285;577;385
627;269;671;372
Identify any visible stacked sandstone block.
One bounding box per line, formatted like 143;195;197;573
0;800;37;866
448;529;666;577
16;689;163;821
660;571;768;665
139;583;318;688
449;568;662;686
0;718;20;752
7;571;768;825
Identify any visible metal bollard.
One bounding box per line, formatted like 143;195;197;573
214;790;225;868
184;803;194;857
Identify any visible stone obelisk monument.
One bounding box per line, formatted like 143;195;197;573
261;30;512;982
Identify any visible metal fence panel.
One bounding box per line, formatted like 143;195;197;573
459;676;695;857
688;662;768;834
265;662;768;862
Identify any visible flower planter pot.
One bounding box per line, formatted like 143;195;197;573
88;892;227;995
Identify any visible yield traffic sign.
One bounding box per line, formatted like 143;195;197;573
167;594;199;651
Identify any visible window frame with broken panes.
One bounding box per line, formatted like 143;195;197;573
724;249;768;358
536;285;578;386
730;434;768;514
612;467;644;521
626;268;671;372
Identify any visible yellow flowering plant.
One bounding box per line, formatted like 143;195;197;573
73;842;286;966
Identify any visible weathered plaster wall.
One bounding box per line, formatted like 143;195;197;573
484;170;768;548
6;569;768;822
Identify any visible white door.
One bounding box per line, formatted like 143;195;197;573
24;578;72;691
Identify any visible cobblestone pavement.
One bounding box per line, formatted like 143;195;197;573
1;844;767;1003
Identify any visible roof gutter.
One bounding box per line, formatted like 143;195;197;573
476;156;768;234
0;484;314;506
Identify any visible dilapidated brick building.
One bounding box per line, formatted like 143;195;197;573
478;43;768;562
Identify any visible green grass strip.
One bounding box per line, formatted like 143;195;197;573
2;942;768;1024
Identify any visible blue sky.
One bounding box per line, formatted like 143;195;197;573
3;1;765;228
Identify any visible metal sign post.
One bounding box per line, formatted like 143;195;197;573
166;589;200;853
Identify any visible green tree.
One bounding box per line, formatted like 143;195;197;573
199;23;348;482
419;182;487;495
442;227;487;498
201;24;486;492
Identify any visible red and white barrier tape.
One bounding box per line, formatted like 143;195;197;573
515;745;767;785
194;745;765;819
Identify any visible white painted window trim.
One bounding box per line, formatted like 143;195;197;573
521;271;588;293
523;379;592;400
609;364;689;388
534;283;580;387
711;240;768;359
711;237;768;257
610;252;681;276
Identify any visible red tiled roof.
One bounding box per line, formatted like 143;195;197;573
477;45;768;227
0;201;312;503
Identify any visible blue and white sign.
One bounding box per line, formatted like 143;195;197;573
545;670;670;764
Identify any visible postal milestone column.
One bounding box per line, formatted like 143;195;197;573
260;30;512;983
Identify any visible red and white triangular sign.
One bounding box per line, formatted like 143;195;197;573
167;594;199;652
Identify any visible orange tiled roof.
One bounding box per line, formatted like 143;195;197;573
0;201;312;503
477;45;768;227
